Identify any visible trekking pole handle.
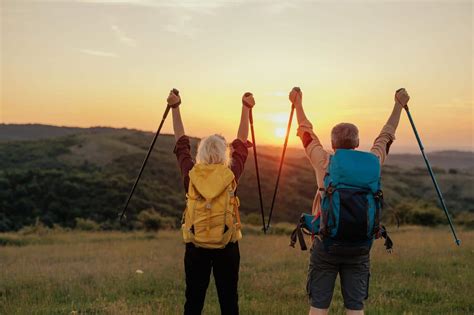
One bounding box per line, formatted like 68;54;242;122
395;88;409;110
290;87;301;106
242;92;254;109
168;88;181;109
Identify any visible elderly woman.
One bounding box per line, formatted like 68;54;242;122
167;90;254;315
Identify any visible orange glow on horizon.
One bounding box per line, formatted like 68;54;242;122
1;1;472;153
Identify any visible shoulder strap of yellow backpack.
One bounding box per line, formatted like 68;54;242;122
229;180;242;229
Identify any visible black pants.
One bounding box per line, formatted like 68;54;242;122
184;242;240;315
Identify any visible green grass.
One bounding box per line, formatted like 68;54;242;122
0;227;473;314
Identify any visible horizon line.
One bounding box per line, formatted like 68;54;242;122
1;122;473;154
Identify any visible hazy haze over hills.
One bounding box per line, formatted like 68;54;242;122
1;124;473;170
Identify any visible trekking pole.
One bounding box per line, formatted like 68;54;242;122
400;89;461;246
119;89;180;221
266;89;298;230
245;93;267;233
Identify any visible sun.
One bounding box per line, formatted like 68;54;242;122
274;127;286;139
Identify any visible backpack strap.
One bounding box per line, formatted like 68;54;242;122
232;195;242;230
379;225;393;253
321;185;335;237
373;190;383;236
289;216;308;251
181;193;189;225
190;192;201;235
229;180;242;230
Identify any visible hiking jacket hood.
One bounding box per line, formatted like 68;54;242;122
188;164;235;200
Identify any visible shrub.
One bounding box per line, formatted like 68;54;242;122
137;208;178;231
0;236;28;247
137;208;163;232
52;224;70;232
455;212;474;229
242;212;263;226
410;206;445;226
100;220;122;231
395;201;445;226
19;218;51;236
75;218;100;231
160;215;178;230
266;222;294;235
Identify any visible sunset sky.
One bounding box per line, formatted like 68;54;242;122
1;0;472;152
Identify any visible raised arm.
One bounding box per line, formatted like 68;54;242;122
167;90;184;141
291;87;324;149
290;87;330;182
237;92;254;142
228;93;254;181
371;88;410;164
290;87;310;126
385;88;410;131
168;90;194;192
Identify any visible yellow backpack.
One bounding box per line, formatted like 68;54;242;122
182;164;242;249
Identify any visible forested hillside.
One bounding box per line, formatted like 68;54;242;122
0;124;473;232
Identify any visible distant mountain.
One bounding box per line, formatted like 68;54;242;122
0;124;84;141
0;124;472;231
385;151;474;171
0;123;147;142
1;124;472;169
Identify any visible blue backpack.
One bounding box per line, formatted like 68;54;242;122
290;149;393;254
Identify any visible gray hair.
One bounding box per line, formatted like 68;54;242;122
196;134;231;167
331;123;359;149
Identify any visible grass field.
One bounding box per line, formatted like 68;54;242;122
0;227;473;314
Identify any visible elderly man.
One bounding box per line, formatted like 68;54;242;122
289;87;410;315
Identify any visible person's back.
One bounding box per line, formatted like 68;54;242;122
290;87;410;315
169;90;255;315
182;154;242;248
319;148;383;255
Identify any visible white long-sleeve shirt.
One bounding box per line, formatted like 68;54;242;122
296;104;402;215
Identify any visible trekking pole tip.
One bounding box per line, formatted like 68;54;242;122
119;212;126;221
455;239;461;246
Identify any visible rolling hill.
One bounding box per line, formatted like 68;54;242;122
0;124;472;232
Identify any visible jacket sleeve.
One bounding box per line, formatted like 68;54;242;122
296;118;331;174
230;139;251;182
370;124;396;165
173;135;195;192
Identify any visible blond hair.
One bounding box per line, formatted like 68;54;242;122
196;134;231;167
